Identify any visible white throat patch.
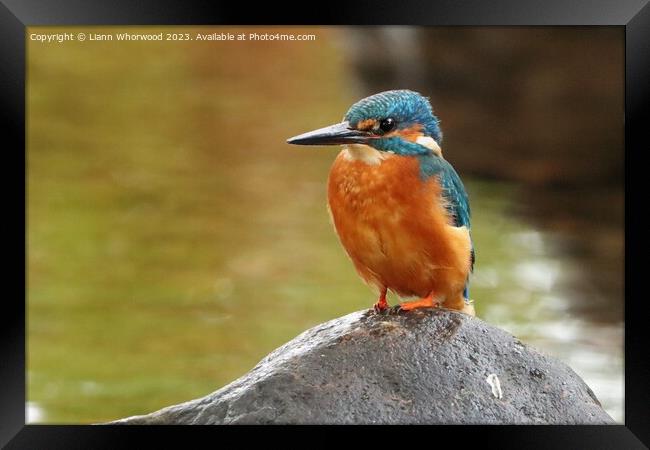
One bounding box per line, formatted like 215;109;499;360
416;136;443;156
342;144;392;166
342;137;442;165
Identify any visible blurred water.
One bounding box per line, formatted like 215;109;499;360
26;402;44;423
27;26;623;424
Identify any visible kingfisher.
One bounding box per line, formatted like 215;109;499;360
287;90;475;316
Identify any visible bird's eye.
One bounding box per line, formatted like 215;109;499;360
379;118;395;133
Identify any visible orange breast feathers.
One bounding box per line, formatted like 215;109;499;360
327;146;472;309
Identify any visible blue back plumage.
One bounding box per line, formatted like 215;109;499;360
418;154;471;228
419;153;474;301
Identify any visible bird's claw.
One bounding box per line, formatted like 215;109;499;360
373;303;388;315
388;304;404;315
372;294;390;315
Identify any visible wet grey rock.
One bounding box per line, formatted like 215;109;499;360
110;309;613;425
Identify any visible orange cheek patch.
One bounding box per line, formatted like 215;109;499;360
356;119;377;131
392;124;425;142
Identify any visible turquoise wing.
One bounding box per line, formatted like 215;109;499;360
419;154;474;300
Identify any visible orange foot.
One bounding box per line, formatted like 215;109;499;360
390;292;439;314
373;287;389;313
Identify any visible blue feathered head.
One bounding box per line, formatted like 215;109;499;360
287;90;443;156
344;90;442;144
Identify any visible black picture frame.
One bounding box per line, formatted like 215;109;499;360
2;0;648;448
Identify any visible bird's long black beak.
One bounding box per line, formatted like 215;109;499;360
287;121;371;146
